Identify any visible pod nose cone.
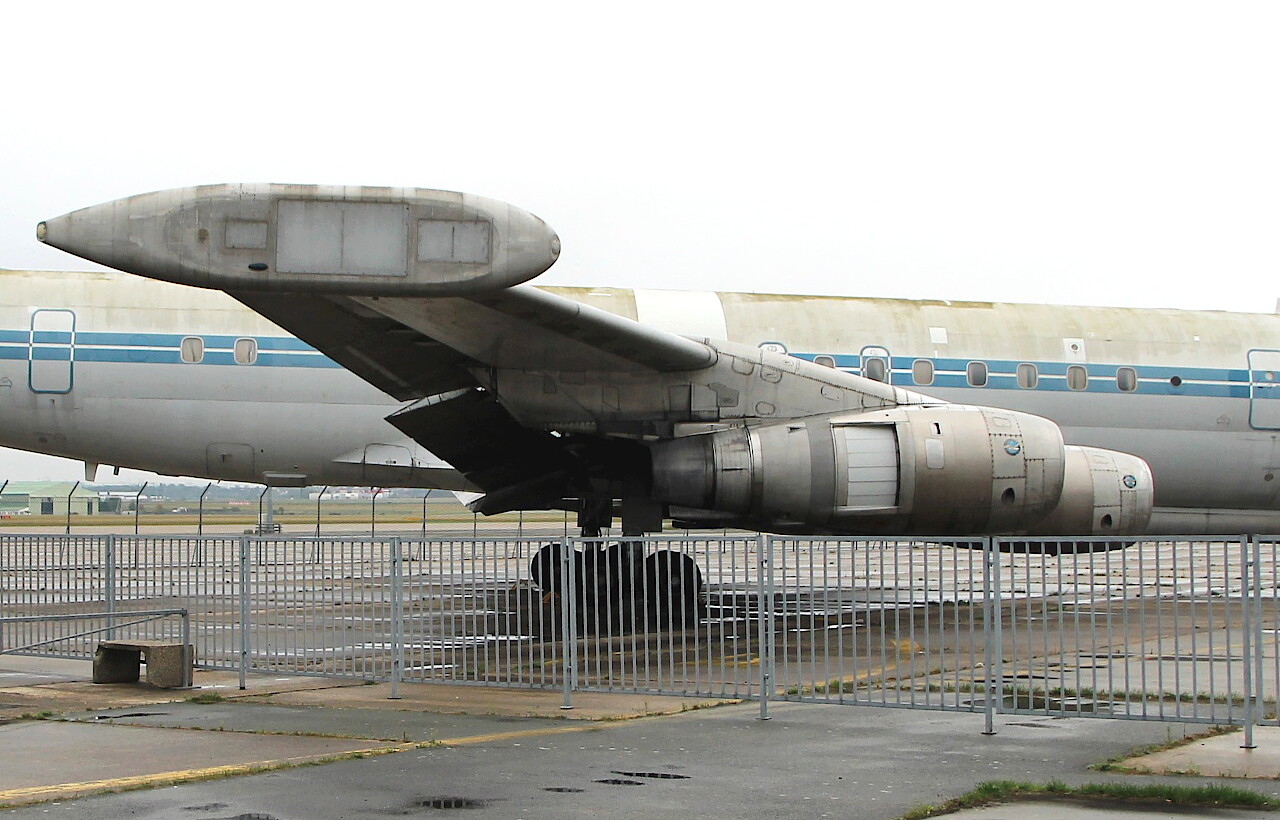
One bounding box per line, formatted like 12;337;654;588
36;201;125;267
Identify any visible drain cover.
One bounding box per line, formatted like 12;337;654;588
610;770;691;780
414;797;487;810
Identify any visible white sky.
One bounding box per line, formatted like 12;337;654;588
2;1;1278;481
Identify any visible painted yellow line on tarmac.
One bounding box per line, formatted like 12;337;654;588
439;724;601;746
0;746;405;805
0;725;603;805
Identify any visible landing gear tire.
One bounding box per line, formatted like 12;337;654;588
645;550;704;629
582;541;645;631
530;542;573;600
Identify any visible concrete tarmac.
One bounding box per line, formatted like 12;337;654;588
1;655;1279;819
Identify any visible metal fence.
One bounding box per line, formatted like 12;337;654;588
1;533;1276;737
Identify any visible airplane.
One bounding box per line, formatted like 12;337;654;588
7;184;1280;609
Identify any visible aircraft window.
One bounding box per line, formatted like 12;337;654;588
864;357;887;382
1067;365;1088;391
966;361;988;387
1117;367;1137;392
180;336;204;364
234;338;258;365
814;355;836;368
912;359;934;386
1017;363;1038;389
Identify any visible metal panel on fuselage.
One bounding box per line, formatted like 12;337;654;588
0;270;408;483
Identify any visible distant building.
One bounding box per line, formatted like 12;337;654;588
0;482;100;516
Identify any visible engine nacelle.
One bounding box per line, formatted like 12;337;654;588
1026;445;1153;535
651;405;1069;535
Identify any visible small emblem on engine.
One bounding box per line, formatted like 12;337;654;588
1123;474;1138;488
1004;439;1021;456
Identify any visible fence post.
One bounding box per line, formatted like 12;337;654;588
105;534;116;641
758;534;773;720
64;481;78;535
315;486;329;538
181;610;192;688
238;535;250;690
1242;536;1258;749
198;482;212;536
560;538;577;710
983;537;999;735
389;536;403;699
133;482;147;535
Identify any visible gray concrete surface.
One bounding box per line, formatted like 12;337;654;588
2;655;1280;819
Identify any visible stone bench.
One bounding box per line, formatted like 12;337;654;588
93;640;193;688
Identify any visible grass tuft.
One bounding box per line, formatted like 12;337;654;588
186;692;225;704
898;779;1280;819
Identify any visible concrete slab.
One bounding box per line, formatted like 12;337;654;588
63;701;600;744
251;679;735;721
1118;725;1280;779
0;720;403;806
940;800;1268;818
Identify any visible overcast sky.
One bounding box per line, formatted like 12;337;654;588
2;1;1278;482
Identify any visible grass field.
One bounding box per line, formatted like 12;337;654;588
0;498;570;529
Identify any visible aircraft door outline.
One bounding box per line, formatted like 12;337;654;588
28;309;75;394
1248;349;1280;430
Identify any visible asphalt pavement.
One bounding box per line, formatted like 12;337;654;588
1;655;1278;819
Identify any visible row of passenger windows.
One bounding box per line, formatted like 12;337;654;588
814;355;1141;392
179;337;257;365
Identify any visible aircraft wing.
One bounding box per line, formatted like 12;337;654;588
231;285;715;499
233;284;715;399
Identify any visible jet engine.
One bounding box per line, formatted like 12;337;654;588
651;405;1071;535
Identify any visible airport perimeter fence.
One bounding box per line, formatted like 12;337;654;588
1;533;1278;740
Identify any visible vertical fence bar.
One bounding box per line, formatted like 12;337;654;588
104;535;116;641
181;610;192;688
1243;536;1257;748
1252;537;1266;734
390;537;403;698
983;537;997;734
561;538;576;710
238;535;249;690
758;534;772;719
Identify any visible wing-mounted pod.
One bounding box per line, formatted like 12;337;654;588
38;184;561;296
1026;445;1154;535
650;404;1069;536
